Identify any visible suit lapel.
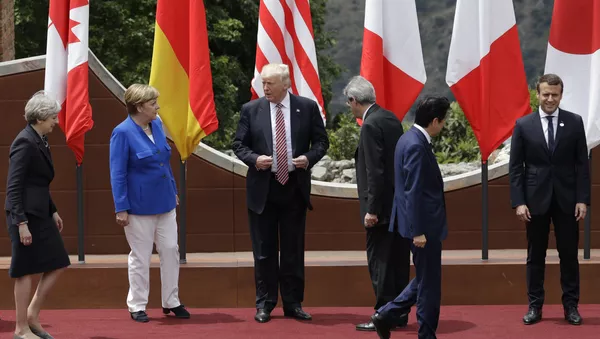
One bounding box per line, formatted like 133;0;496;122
128;116;158;150
410;127;442;185
530;113;550;155
26;125;54;174
258;98;273;154
363;104;378;122
289;94;299;156
553;109;565;153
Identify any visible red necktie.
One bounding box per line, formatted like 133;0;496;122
275;103;289;185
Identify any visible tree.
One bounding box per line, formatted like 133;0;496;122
13;0;341;151
0;0;15;61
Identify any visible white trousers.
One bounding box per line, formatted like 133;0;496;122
124;208;181;312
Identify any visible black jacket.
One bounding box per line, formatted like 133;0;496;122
509;109;590;214
232;94;329;214
5;125;58;225
355;104;404;227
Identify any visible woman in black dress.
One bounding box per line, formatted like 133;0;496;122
5;91;70;339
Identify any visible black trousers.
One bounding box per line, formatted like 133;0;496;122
526;197;579;309
248;173;307;310
366;226;411;310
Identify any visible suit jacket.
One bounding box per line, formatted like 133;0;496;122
355;104;404;227
109;116;178;215
5;125;58;225
389;127;448;241
509;109;590;215
232;94;329;214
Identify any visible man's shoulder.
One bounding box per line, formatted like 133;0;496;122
291;93;318;108
515;111;537;125
366;105;401;126
559;108;581;121
397;129;423;150
241;97;265;112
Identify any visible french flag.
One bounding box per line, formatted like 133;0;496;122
544;0;600;150
359;0;426;122
446;0;530;162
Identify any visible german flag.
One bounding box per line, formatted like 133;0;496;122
150;0;218;161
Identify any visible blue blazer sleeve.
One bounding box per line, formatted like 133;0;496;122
109;128;130;212
404;144;427;238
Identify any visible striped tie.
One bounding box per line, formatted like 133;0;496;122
275;103;289;185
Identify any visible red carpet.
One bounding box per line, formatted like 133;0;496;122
1;305;599;338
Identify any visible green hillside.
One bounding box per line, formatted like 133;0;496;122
324;0;554;119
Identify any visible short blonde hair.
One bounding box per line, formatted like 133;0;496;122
24;90;61;124
124;84;159;115
261;63;292;87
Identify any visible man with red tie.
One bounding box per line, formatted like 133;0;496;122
232;63;329;323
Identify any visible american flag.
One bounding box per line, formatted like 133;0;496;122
250;0;326;122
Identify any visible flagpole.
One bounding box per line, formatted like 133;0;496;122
76;163;85;263
584;151;592;260
179;160;187;264
481;160;489;260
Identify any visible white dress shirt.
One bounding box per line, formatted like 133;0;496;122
414;124;432;145
539;107;558;145
362;103;375;121
270;92;294;172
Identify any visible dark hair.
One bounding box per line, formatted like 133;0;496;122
536;74;564;94
414;96;451;128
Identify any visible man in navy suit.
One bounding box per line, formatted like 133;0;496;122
372;97;450;339
509;74;590;325
232;63;329;323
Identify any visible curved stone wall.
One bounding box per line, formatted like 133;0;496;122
1;52;598;255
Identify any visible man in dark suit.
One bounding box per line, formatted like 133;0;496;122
232;63;329;323
509;74;590;326
372;97;450;339
344;76;411;331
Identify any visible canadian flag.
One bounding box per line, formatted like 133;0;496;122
446;0;530;162
544;0;600;150
44;0;93;165
360;0;426;122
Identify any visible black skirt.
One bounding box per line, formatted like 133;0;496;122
7;213;70;278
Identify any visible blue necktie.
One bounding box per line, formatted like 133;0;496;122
546;116;555;153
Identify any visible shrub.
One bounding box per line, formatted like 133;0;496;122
326;112;360;160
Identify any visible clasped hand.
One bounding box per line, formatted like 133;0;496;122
255;155;309;170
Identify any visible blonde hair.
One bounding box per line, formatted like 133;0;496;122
260;63;292;87
124;84;159;115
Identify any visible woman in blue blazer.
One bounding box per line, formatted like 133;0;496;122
109;84;189;322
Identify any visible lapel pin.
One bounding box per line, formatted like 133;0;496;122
296;109;300;112
559;122;564;127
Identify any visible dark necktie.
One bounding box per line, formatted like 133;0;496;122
546;116;555;153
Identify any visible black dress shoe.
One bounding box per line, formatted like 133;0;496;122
357;312;407;332
163;304;190;318
396;312;409;327
130;310;150;323
371;313;392;339
523;308;542;325
283;307;312;320
255;309;271;323
564;306;582;325
356;320;376;331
